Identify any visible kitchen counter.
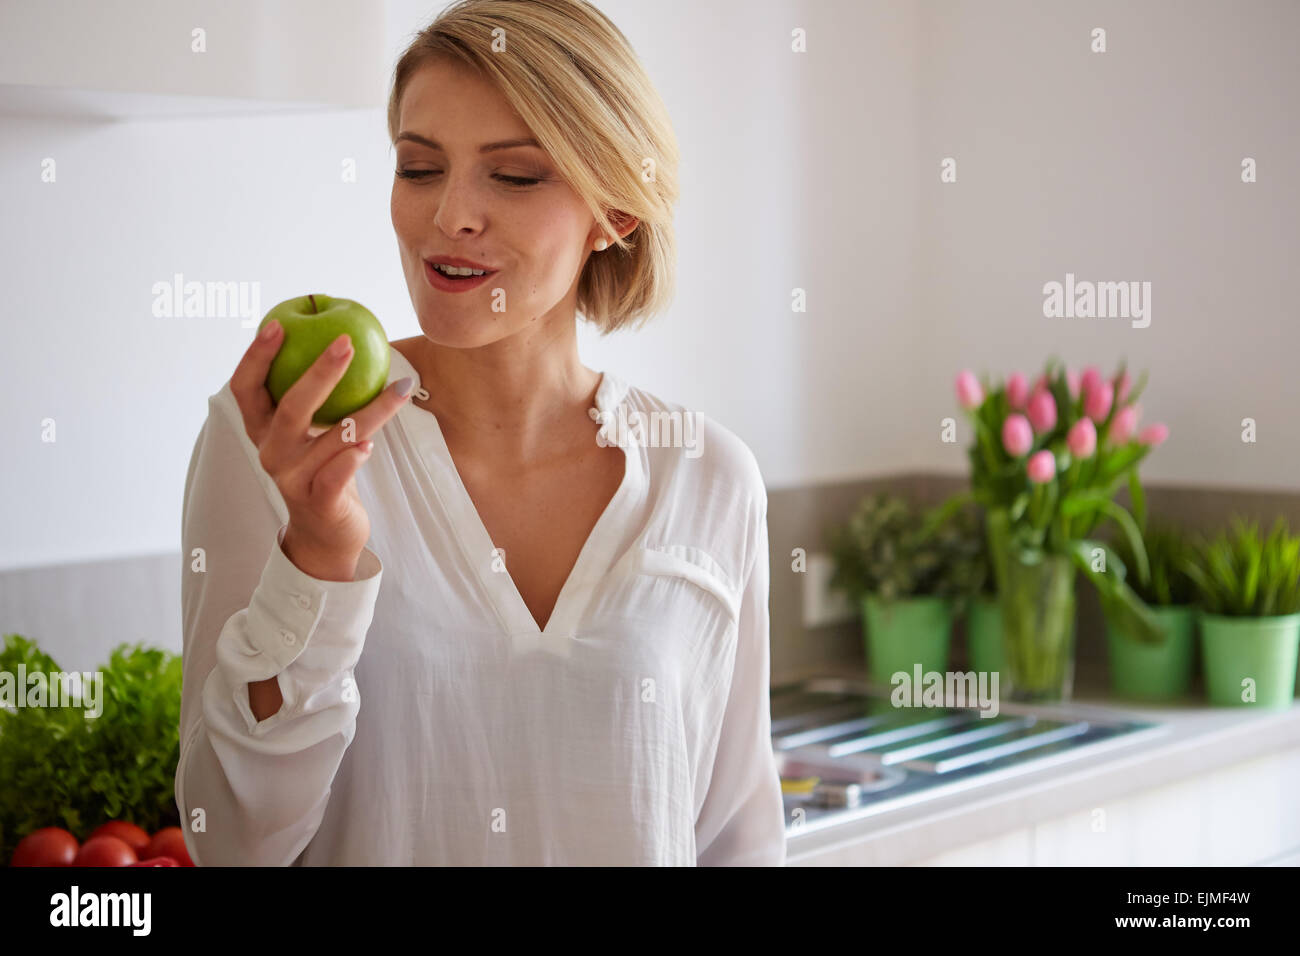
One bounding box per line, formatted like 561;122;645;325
782;667;1300;866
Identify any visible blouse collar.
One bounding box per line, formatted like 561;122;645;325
386;343;629;424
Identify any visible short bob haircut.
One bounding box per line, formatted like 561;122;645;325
387;0;680;335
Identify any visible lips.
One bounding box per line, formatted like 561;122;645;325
423;259;497;293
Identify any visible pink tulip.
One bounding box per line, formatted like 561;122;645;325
1006;372;1029;410
1084;380;1113;423
1033;373;1049;395
1116;371;1132;404
1002;413;1034;457
1139;423;1169;446
1065;368;1080;399
1079;366;1102;400
1067;418;1097;458
955;370;984;410
1027;450;1056;483
1027;389;1057;432
1111;404;1140;443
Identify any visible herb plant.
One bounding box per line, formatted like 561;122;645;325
1181;516;1300;617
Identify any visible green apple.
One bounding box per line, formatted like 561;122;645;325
257;294;390;426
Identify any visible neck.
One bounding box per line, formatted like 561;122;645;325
407;321;601;466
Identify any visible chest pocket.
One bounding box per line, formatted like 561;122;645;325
629;544;741;624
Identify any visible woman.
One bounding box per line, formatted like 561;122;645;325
176;0;785;866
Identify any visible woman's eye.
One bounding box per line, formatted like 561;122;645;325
394;169;540;187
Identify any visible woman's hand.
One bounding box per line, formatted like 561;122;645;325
230;321;412;581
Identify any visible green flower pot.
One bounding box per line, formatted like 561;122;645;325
1104;605;1195;702
1198;610;1300;708
986;509;1078;702
861;594;953;687
966;594;1003;678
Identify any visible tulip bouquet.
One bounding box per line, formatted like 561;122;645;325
950;358;1170;700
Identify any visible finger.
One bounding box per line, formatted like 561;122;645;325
310;440;374;505
264;333;355;466
230;320;285;445
298;378;414;476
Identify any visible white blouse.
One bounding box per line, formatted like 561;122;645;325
175;344;786;866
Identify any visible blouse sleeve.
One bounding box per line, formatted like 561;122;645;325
694;498;787;866
175;386;383;866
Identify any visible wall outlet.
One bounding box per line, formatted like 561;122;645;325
802;551;857;628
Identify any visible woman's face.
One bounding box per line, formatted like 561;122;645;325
391;57;599;349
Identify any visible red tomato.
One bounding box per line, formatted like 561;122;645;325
72;835;138;867
127;856;180;867
11;827;80;867
88;820;151;855
144;827;194;867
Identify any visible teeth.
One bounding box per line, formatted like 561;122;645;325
433;263;487;276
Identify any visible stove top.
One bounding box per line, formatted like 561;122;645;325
772;677;1167;836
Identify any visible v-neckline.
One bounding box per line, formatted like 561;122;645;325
387;344;644;638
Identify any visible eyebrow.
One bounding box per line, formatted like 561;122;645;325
394;132;542;153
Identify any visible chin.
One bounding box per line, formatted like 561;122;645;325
414;310;520;350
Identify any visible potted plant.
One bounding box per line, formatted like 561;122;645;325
827;492;984;687
1103;521;1198;701
952;359;1170;701
1181;516;1300;708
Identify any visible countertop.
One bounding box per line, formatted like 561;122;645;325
781;666;1300;864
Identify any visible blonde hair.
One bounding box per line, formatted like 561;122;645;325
387;0;679;334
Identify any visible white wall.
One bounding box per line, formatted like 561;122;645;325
1;0;1296;573
1;0;868;570
913;0;1300;487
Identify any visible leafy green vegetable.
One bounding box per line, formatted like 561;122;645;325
0;634;182;863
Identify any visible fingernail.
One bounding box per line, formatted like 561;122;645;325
260;319;280;341
394;376;414;397
329;335;352;357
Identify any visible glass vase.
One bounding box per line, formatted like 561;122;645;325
985;508;1079;702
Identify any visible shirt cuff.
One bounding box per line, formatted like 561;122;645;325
219;524;383;734
243;524;382;670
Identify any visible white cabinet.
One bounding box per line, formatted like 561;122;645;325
788;744;1300;866
0;0;386;120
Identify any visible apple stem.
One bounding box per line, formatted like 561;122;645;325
308;294;318;314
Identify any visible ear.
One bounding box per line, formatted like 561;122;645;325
607;210;640;240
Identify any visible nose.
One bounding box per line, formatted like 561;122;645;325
431;167;486;239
